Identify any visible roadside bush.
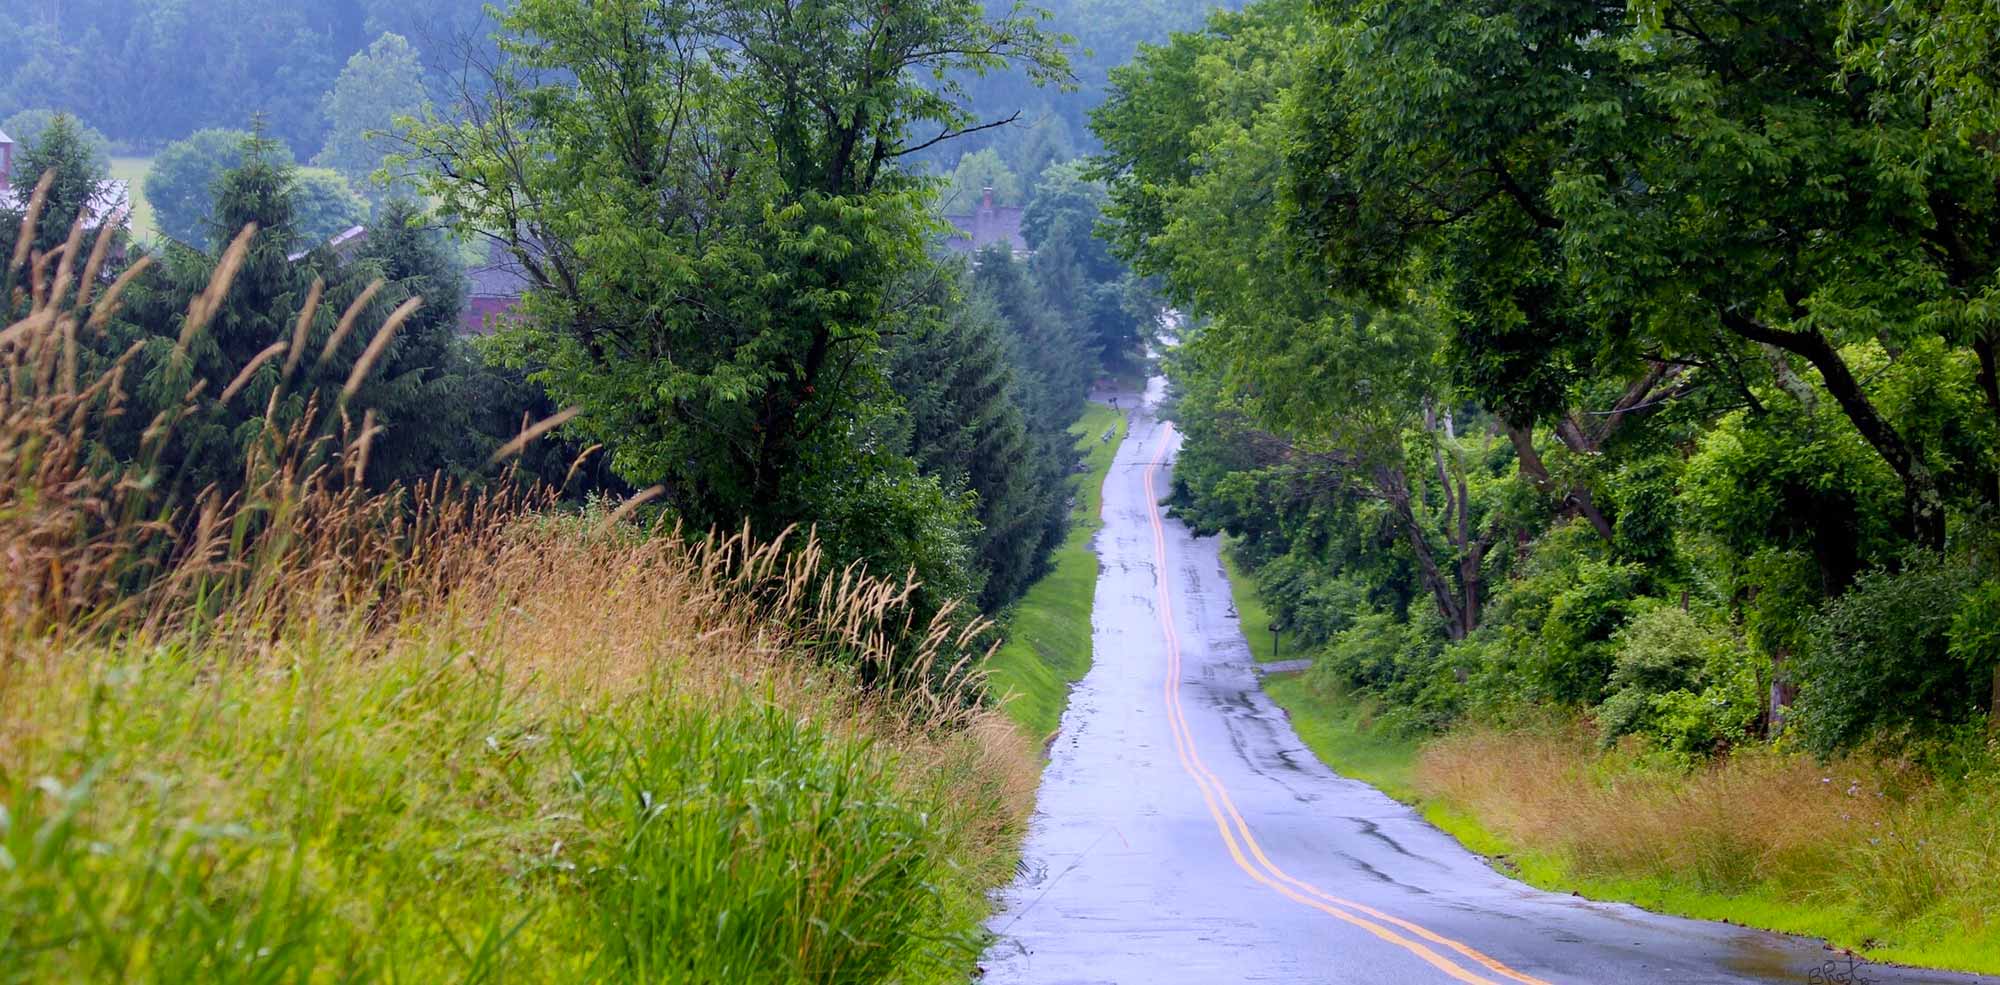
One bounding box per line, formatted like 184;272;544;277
1794;554;1985;756
1255;553;1371;648
1596;605;1761;758
1479;522;1647;707
1533;557;1646;705
1311;604;1458;733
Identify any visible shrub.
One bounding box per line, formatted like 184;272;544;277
1480;521;1647;707
1596;605;1762;758
1311;604;1459;733
1794;553;1985;756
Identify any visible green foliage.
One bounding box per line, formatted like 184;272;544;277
2;112;111;257
942;148;1023;212
972;245;1094;429
1794;555;1989;756
887;283;1070;611
290;168;369;244
1309;604;1459;733
144;128;262;247
1020;160;1152;369
1948;578;2000;697
403;0;1070;639
107;142;534;498
1105;0;2000;764
315;33;427;196
908;0;1248;174
1597;606;1762;759
0;0;495;153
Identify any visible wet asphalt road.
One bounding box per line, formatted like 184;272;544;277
981;381;1993;985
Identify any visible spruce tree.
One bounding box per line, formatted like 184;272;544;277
113;134;425;496
972;244;1093;428
888;287;1069;610
2;112;111;260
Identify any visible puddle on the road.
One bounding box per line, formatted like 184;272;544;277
1723;936;1819;983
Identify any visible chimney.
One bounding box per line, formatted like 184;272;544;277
981;185;994;212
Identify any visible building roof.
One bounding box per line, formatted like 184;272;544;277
0;178;132;231
941;187;1027;256
287;224;370;263
0;128;13;146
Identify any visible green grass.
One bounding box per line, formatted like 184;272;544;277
1260;673;2000;977
984;402;1128;742
1260;674;1421;799
1219;541;1299;664
2;642;1004;983
107;156;156;242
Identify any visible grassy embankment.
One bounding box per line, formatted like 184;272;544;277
0;233;1035;982
983;402;1128;742
1222;545;1295;666
1224;550;2000;976
107;156;156;241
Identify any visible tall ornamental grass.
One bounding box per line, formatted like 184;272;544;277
0;172;1036;983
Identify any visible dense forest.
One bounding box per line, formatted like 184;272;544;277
0;0;491;152
1097;0;2000;764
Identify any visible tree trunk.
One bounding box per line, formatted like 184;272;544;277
1976;335;2000;507
1378;464;1467;640
1991;663;2000;731
1766;647;1797;737
1457;549;1482;639
1719;311;1945;549
1506;422;1615;543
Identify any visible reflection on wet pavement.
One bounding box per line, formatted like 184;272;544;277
980;379;1994;985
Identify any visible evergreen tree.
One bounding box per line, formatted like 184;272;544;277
116;131;338;496
1022;161;1150;371
888;286;1069;610
2;112;110;258
111;137;479;496
973;244;1093;429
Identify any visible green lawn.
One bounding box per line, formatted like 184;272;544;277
1259;674;1423;800
107;156;157;242
984;402;1128;742
1219;541;1300;664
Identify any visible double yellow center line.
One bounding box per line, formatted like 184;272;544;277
1141;425;1554;985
